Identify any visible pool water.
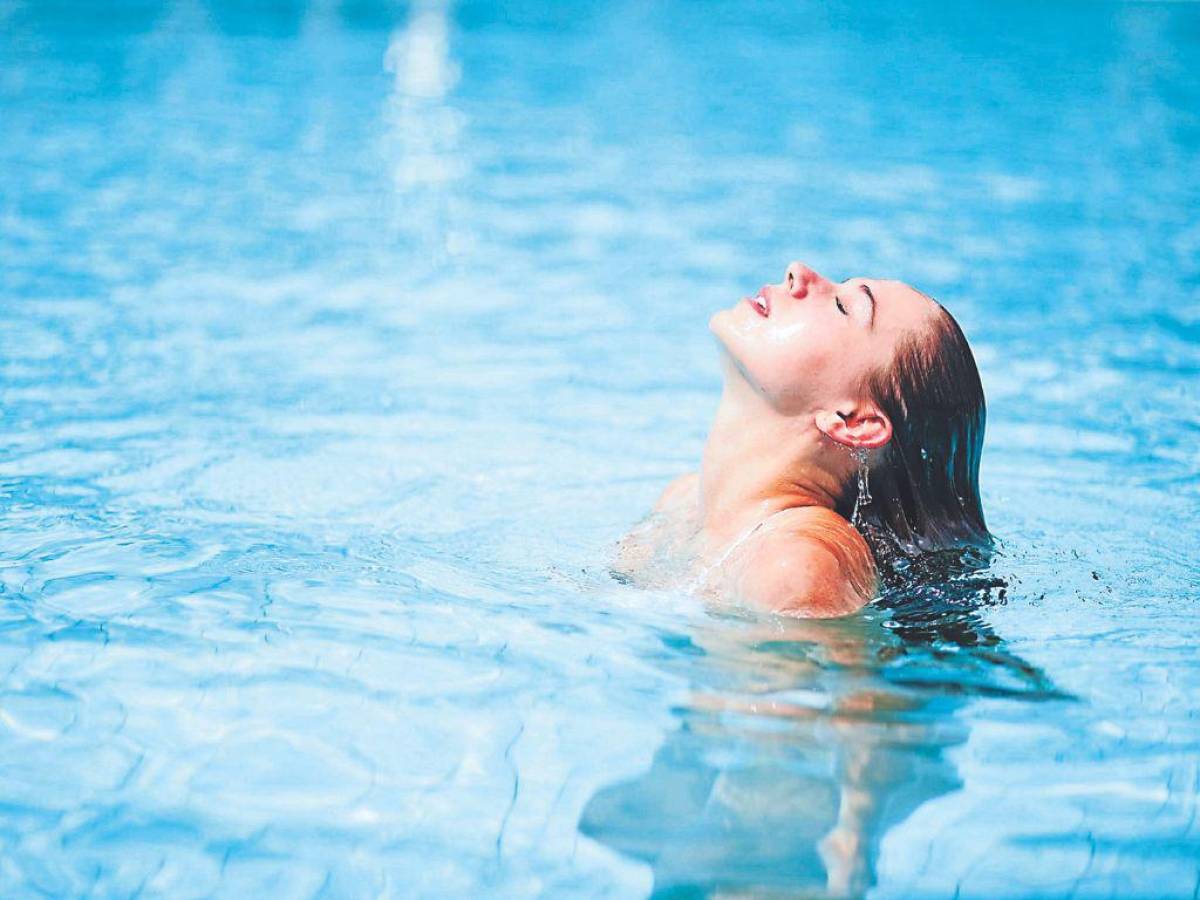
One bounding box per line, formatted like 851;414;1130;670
2;0;1199;895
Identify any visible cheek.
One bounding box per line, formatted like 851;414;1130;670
748;329;837;408
759;344;835;407
713;311;845;410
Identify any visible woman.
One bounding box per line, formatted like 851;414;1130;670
614;260;989;618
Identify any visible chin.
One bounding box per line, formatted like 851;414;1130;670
708;304;748;341
708;314;753;381
708;308;741;356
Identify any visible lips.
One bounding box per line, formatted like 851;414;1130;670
744;286;770;318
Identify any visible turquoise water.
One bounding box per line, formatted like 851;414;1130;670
2;0;1199;895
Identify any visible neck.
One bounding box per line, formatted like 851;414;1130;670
700;356;848;542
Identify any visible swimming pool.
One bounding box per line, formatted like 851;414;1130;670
2;0;1198;895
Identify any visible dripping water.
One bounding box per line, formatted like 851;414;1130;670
850;447;872;527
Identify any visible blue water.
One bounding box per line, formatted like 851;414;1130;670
2;0;1199;895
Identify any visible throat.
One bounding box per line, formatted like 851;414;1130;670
698;390;842;546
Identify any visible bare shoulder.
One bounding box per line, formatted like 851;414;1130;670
652;471;700;514
730;507;876;618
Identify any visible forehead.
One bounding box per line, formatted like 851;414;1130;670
856;277;938;335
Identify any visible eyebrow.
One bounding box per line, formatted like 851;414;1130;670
859;283;876;328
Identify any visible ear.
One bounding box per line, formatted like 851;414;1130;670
814;403;893;450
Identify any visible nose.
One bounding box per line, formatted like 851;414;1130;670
783;261;826;299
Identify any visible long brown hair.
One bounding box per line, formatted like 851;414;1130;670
837;302;989;564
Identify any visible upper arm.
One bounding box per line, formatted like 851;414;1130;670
729;511;876;618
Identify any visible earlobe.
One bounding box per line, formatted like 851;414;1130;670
815;407;893;450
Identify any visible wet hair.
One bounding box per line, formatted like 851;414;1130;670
836;300;990;576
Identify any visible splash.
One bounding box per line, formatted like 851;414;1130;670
849;447;872;528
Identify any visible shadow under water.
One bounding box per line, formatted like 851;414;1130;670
582;552;1068;897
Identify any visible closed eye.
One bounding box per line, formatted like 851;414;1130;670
835;296;848;316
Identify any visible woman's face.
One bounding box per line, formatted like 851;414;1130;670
710;261;936;416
